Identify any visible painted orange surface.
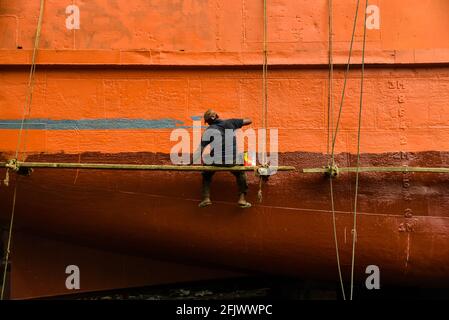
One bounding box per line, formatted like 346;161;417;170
0;67;449;156
1;0;449;298
0;0;448;158
0;0;449;65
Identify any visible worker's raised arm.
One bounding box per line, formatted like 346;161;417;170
242;118;252;126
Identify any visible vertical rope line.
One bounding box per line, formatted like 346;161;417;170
262;0;268;165
15;0;45;161
327;0;334;159
257;0;268;202
329;176;346;300
327;0;346;301
328;0;361;300
1;184;18;300
1;0;45;300
330;0;361;166
350;0;369;301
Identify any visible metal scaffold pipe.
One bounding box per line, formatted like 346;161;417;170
303;166;449;174
0;161;295;172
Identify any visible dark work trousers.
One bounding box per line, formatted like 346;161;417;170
201;169;248;198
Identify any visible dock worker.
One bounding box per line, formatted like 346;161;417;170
193;109;252;208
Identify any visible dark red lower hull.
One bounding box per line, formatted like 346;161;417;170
1;151;449;298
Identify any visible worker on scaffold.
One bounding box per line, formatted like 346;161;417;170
193;109;252;208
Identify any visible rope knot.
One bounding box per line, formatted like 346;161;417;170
255;164;270;203
5;159;19;172
255;163;272;177
326;163;339;177
3;159;19;187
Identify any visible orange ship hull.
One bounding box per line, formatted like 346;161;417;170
1;0;449;298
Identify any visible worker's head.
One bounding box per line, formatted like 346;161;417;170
204;109;219;125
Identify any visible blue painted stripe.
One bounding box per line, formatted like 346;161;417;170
0;118;191;130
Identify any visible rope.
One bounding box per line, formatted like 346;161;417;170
329;177;346;299
1;0;45;300
0;184;18;300
326;0;346;301
257;176;263;203
350;0;369;300
3;169;10;187
262;0;268;164
258;0;269;201
327;0;362;301
329;0;362;166
327;0;334;159
14;0;45;162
